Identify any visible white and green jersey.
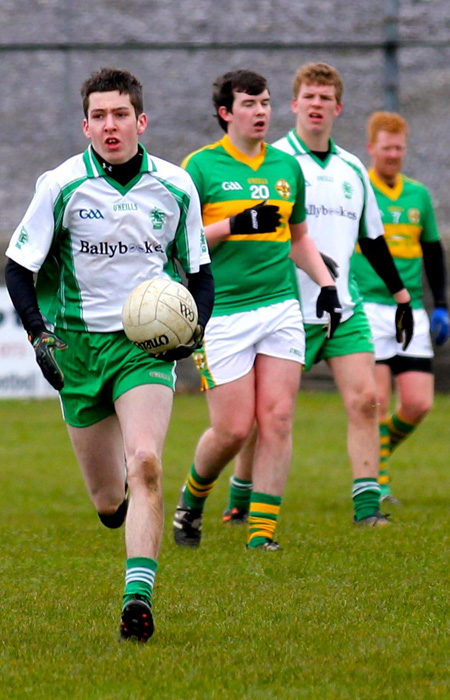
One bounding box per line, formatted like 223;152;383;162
352;169;440;309
6;145;209;332
182;134;306;316
273;130;384;323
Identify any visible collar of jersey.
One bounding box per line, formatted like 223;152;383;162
220;134;266;170
285;129;337;168
83;144;156;179
369;168;403;200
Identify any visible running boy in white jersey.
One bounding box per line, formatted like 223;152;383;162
172;69;342;551
5;68;214;642
224;62;414;526
352;112;449;502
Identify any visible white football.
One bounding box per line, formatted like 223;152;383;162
122;278;198;354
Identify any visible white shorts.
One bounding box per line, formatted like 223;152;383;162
196;299;305;388
363;302;433;360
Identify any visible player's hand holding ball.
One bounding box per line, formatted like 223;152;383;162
122;278;199;362
156;324;204;362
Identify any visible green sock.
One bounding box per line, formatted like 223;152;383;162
379;420;391;491
123;556;158;608
352;478;381;521
183;463;217;510
388;412;418;453
247;492;282;548
227;476;252;511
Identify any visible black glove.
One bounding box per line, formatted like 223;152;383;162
395;302;414;350
157;325;204;363
320;252;339;281
316;286;343;340
229;201;281;235
30;330;68;391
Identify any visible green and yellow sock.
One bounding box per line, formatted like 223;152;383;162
182;463;217;510
247;492;282;548
227;476;252;511
352;478;381;522
378;420;391;492
123;556;158;608
388;412;418;453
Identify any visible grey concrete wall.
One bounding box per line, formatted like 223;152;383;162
1;0;449;387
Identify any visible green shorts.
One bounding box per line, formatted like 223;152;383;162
304;305;374;372
55;329;176;427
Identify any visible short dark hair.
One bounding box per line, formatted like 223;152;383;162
80;67;144;117
212;69;269;132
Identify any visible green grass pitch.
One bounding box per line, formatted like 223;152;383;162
1;391;449;699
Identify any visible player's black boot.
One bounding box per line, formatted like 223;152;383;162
120;595;154;643
222;507;249;524
173;489;203;547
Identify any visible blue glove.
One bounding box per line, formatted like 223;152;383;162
430;307;450;346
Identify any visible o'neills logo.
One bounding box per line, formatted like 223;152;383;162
136;335;169;351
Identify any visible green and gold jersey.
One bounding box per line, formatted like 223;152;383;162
352;169;440;308
182;135;306;315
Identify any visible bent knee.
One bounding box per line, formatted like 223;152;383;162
213;424;253;453
92;490;125;515
401;399;433;423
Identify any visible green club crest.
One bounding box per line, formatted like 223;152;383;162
150;207;166;230
343;181;353;199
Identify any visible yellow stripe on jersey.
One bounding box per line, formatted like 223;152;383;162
383;223;422;258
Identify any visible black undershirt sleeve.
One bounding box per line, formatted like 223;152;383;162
358;235;405;295
186;263;215;329
4;258;46;338
421;240;448;308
